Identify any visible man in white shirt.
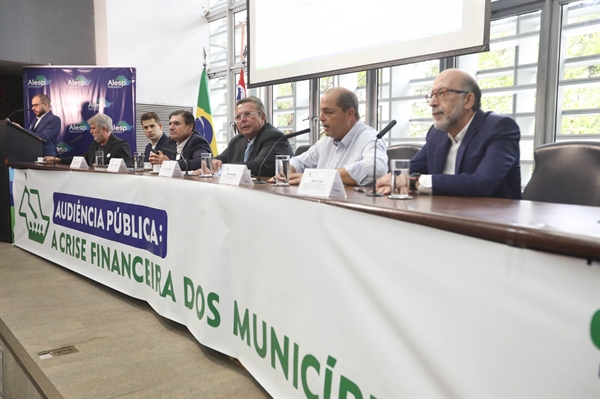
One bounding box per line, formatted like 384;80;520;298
285;87;388;186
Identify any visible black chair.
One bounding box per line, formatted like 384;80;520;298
522;141;600;207
294;144;311;156
386;144;423;171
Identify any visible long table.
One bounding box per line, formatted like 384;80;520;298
9;163;600;398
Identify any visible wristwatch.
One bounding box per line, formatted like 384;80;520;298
410;173;421;191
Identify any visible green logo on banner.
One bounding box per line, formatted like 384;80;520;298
18;181;50;244
591;310;600;350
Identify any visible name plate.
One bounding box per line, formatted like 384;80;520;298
107;158;128;173
69;156;89;170
159;161;183;177
218;164;253;186
297;168;346;199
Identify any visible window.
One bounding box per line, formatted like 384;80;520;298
379;60;439;145
556;0;600;141
457;11;541;186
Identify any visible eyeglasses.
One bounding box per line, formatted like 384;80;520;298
235;111;258;122
31;103;43;108
425;88;469;102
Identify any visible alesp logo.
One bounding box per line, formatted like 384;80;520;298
67;75;92;86
113;121;133;133
68;121;90;133
107;75;132;89
18;180;50;244
27;75;51;87
88;98;113;110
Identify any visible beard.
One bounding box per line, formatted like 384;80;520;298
433;101;463;131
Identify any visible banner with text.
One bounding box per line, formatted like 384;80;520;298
11;169;599;398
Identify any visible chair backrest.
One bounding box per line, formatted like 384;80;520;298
386;144;423;171
522;141;600;207
294;144;311;156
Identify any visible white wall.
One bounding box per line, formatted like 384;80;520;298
94;0;211;107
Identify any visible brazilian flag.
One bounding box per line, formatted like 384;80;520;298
195;66;218;155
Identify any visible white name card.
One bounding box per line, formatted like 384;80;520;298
158;160;183;178
218;164;253;186
107;158;128;173
69;156;89;170
297;168;347;199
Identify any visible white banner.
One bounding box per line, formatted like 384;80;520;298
11;169;600;398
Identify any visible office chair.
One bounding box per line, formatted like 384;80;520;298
294;145;311;156
522;141;600;207
386;144;423;171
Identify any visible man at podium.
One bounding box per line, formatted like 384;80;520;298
19;94;61;156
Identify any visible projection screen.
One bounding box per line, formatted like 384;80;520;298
247;0;490;88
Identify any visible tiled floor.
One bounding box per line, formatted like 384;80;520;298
0;242;270;399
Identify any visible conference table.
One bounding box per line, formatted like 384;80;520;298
9;163;600;398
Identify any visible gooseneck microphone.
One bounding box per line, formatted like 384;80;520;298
365;120;396;197
255;128;311;184
5;108;32;122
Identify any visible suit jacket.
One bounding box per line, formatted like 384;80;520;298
143;134;169;162
216;123;293;177
61;133;133;168
411;109;522;199
163;132;212;172
29;111;61;156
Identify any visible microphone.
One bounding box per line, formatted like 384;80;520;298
366;120;396;197
255;128;311;184
5;108;32;122
283;128;310;140
157;147;189;175
377;120;397;139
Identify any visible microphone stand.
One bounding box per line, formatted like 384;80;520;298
366;120;397;197
255;128;310;184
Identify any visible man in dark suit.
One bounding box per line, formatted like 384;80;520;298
28;94;61;156
149;110;212;173
211;96;292;177
45;113;133;168
140;111;168;162
376;69;521;199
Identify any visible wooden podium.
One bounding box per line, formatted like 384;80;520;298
0;120;44;242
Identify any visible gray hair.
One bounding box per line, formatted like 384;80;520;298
332;88;360;120
460;73;482;111
88;113;113;133
236;96;266;116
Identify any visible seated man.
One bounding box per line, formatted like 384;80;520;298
376;68;522;199
282;87;387;186
24;94;61;157
210;96;293;177
140;111;168;162
44;113;133;167
149;110;212;173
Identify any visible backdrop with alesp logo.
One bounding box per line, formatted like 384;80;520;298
23;66;137;157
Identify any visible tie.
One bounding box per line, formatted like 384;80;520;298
31;118;40;131
243;141;253;162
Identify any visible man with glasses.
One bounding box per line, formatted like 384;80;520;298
211;96;292;176
25;94;61;156
376;68;521;199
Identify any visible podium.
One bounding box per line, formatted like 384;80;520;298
0;120;45;242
